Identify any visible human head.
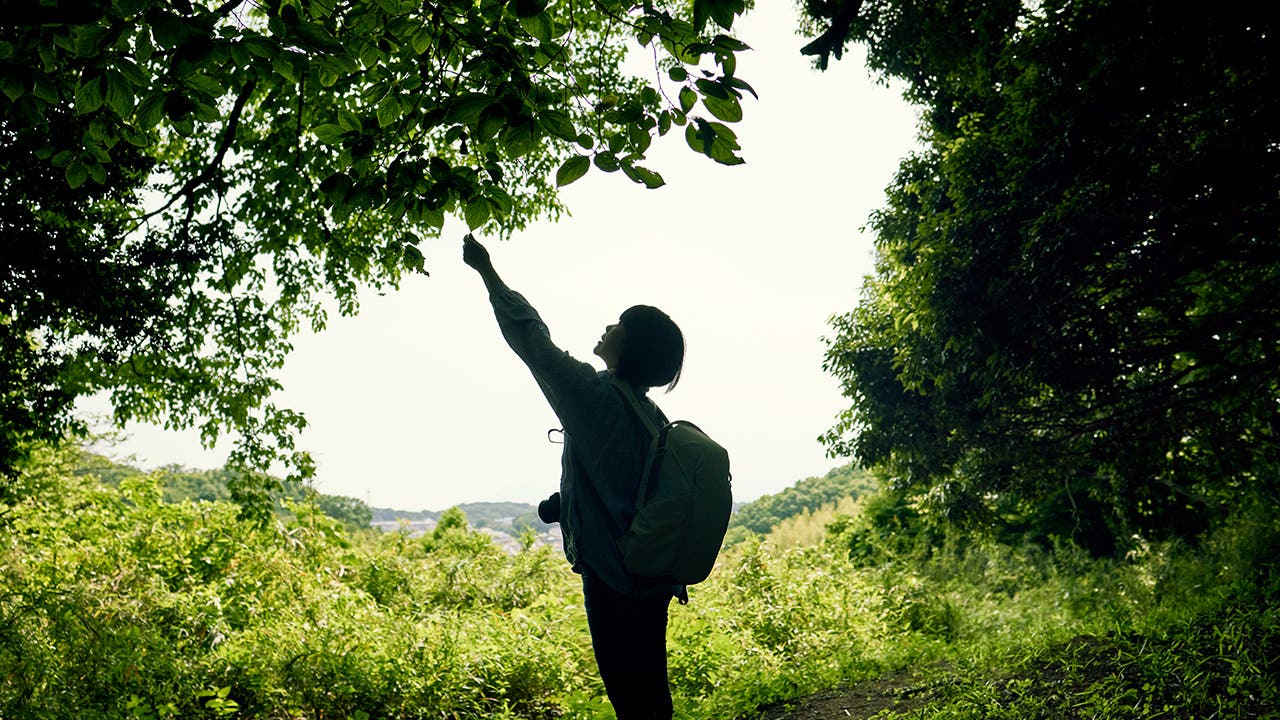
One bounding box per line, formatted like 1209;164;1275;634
610;305;685;392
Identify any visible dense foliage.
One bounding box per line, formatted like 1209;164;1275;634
1;0;754;508
811;0;1280;552
724;462;875;541
3;449;1276;719
76;451;374;526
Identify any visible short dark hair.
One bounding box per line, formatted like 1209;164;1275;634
616;305;684;391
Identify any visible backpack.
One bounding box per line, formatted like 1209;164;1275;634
612;379;732;586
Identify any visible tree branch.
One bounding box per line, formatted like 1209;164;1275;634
135;79;259;226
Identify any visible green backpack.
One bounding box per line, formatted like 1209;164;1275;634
613;379;732;586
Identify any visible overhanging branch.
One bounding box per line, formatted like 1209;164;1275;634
136;79;259;226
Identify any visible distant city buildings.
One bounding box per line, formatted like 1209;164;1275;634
370;517;564;555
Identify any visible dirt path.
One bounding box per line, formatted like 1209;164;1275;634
752;670;943;720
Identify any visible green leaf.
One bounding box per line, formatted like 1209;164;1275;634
464;197;491;229
692;0;710;31
376;94;401;127
312;123;346;144
685;121;709;155
593;152;619;172
295;22;341;51
421;205;445;230
540;110;576;142
105;70;134;118
622;163;665;189
190;97;219;122
136;91;165;130
668;66;688;82
241;34;277;58
411;28;433;55
135;28;155;62
659;18;701;64
319;172;353;204
65;161;88;188
555;155;590;186
519;12;553;43
75;25;109;56
487;187;513;216
703;120;744;165
719;52;737;77
186;74;224;97
75;74;104;114
116;58;148;86
711;0;744;30
337;109;361;132
712;33;750;51
500;121;538;158
310;0;336;20
477;111;506;143
402;243;427;274
702;94;742;122
695;78;732;99
86;162;107;184
272;54;296;82
148;10;188;50
678;86;697;113
685;118;744;165
32;77;59;104
1;74;23;102
628;124;652;154
723;75;758;99
445;93;491;125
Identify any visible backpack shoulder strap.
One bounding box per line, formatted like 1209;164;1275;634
611;377;661;438
611;377;664;508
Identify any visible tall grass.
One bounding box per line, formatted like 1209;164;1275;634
2;452;1276;719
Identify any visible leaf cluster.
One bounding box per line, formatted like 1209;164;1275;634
1;0;757;514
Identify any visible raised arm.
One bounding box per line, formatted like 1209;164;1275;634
462;234;616;442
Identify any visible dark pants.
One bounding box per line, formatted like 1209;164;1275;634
582;575;674;720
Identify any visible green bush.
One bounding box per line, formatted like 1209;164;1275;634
2;448;1276;720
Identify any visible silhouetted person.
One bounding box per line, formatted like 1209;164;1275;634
464;234;683;720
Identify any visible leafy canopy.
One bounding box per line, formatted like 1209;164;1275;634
1;0;756;514
812;0;1280;551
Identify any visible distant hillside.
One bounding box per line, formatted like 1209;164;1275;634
74;452;373;529
371;501;553;535
78;452;868;549
727;463;877;541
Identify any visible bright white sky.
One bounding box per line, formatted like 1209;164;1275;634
86;4;919;511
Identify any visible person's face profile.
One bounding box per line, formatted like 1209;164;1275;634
594;321;626;369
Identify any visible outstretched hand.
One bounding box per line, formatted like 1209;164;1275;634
462;233;492;271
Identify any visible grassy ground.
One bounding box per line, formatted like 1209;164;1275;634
4;453;1278;719
754;592;1279;720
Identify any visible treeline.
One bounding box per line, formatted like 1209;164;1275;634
76;452;556;540
724;464;877;544
74;452;374;529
